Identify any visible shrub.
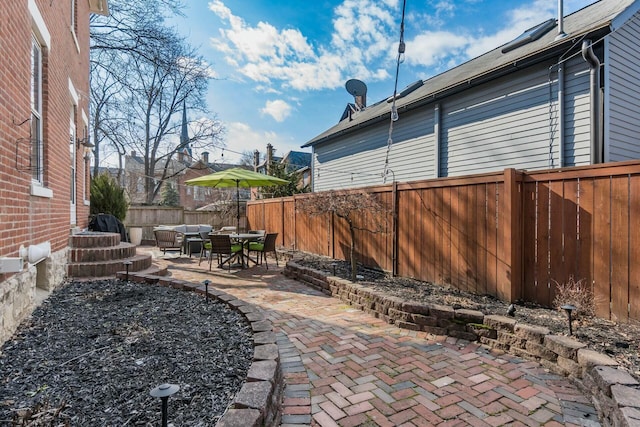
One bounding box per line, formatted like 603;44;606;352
90;173;129;221
552;276;596;319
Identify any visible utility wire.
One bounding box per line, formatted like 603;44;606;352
383;0;407;184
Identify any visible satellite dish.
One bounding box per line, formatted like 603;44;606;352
345;79;367;97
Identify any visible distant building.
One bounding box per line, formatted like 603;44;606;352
123;102;249;209
255;144;312;190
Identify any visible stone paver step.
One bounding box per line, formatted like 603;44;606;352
68;254;152;278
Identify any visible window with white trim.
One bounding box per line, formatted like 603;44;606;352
31;36;43;184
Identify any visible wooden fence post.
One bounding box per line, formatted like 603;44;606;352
497;168;523;302
392;181;398;277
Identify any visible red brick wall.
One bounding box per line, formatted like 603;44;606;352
180;161;213;210
0;0;91;263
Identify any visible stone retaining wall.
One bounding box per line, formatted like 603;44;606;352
119;271;284;427
285;261;640;427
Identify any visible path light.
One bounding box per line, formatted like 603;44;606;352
561;304;577;336
202;279;211;304
150;383;179;427
331;263;337;276
123;260;132;282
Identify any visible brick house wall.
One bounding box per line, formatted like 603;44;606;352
0;0;100;344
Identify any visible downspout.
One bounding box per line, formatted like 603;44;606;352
582;40;602;164
557;64;565;167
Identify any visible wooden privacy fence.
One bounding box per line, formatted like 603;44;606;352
247;160;640;323
124;206;245;241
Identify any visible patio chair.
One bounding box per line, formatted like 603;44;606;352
247;233;279;269
198;230;213;265
208;234;243;271
154;229;183;255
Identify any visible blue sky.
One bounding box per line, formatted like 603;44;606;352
172;0;594;164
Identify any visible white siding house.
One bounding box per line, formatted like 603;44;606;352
304;0;640;191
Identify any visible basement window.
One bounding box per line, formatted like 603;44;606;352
501;18;556;53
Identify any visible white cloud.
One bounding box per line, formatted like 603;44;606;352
261;99;292;122
209;0;401;92
406;31;469;69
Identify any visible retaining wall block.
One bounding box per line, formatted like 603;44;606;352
619;407;640;427
412;314;439;327
247;360;278;383
544;335;587;360
252;331;277;345
428;304;454;320
510;347;539;362
232;380;273;411
396;321;421;331
479;336;510;352
557;355;582;377
483;315;516;332
525;341;558;362
448;330;477;342
454;308;484;324
591;366;639;397
611;384;640;409
401;301;431;316
254;343;279;361
497;331;526;349
388;308;412;323
466;324;496;339
216;409;262;427
514;324;550;344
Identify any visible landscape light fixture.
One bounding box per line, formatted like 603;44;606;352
150;383;179;427
561;304;577;335
202;279;211;303
122;260;132;282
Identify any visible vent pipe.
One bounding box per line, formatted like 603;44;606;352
556;0;567;39
582;40;602;164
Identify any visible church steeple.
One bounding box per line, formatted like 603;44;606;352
179;101;192;159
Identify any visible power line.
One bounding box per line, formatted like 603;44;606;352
382;0;407;184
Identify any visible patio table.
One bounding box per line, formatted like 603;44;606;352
229;233;263;267
183;232;203;257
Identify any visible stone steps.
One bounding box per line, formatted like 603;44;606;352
69;242;137;262
67;232;161;278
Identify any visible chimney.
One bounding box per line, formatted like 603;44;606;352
266;144;273;174
202;151;209;164
355;94;366;109
556;0;567;39
253;149;260;171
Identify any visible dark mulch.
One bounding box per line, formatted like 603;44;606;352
0;279;252;426
293;253;640;380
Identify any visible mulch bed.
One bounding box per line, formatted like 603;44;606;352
0;279;252;426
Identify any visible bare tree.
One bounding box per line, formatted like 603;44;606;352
297;190;388;281
90;0;225;203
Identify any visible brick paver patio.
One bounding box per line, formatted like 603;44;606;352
143;248;600;427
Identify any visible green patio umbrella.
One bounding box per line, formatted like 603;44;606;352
185;168;288;230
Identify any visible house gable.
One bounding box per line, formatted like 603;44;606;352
306;0;640;191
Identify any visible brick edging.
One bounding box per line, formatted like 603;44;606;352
284;261;640;427
117;271;284;427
